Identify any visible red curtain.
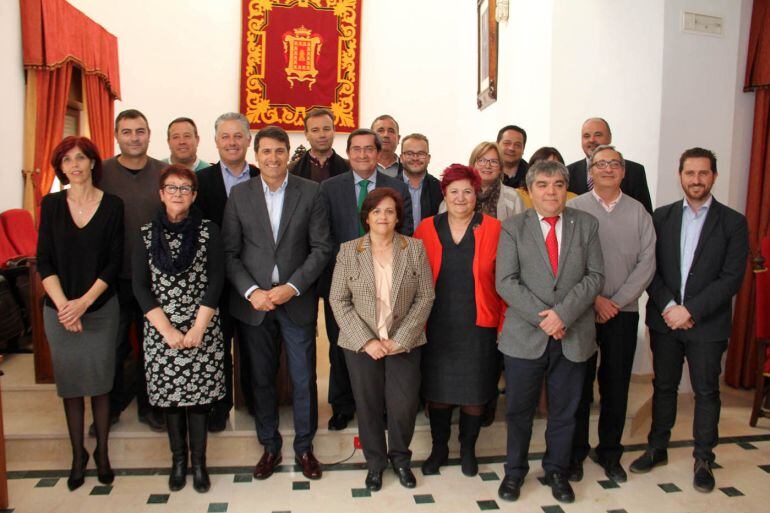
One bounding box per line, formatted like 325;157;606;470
32;61;73;207
84;73;115;160
725;0;770;388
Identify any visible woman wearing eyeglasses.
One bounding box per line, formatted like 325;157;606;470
132;165;225;494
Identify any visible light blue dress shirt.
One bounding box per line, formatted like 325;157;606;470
353;170;377;197
221;161;252;197
403;173;424;225
679;195;712;302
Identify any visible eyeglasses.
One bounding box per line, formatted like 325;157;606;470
162;184;195;195
476;157;500;167
349;145;377;154
402;151;429;159
591;159;623;170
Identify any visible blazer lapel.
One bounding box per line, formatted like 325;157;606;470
526;210;554;279
390;235;407;307
343;172;359;239
690;199;721;268
356;235;376;296
276;177;299;245
557;210;576;282
214;162;228;207
248;179;276;249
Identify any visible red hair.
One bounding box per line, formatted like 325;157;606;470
50;136;103;186
439;164;481;195
159;164;198;190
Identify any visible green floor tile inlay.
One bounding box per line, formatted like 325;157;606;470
541;506;565;513
414;494;435;504
658;483;681;493
147;494;170;504
479;471;500;481
720;487;744;497
598;479;620;489
477;500;500;511
292;481;310;490
737;442;758;450
607;510;629;513
89;485;112;496
35;478;59;488
271;511;291;513
208;503;228;513
234;473;253;483
351;488;371;498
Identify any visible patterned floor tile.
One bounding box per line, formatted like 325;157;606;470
413;494;434;504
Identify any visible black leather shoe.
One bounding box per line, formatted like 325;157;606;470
497;475;524;502
94;445;115;485
629;448;668;474
567;458;583;482
67;449;89;491
365;470;383;491
693;459;715;493
544;473;575;503
138;409;166;432
253;451;282;480
327;412;353;431
602;460;627;483
393;467;416;488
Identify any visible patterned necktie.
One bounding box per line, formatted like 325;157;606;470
544;216;559;276
586;171;594;191
357;179;370;235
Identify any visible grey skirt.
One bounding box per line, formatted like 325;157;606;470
43;295;119;398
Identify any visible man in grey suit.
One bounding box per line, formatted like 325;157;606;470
496;160;604;504
222;126;331;481
319;128;414;431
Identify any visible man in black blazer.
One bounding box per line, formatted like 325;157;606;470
289;108;349;182
193;112;259;431
223;126;331;481
630;148;748;494
397;133;442;227
566;118;653;213
319;128;414;430
497;125;529;189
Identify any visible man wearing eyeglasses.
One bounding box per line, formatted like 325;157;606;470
567;145;656;484
398;133;442;226
567;118;653;214
318;129;414;431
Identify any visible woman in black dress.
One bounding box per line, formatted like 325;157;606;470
132;165;225;493
37;136;124;491
413;164;504;477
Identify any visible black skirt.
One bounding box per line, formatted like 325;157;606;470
422;213;498;405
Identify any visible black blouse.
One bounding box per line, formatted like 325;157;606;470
36;190;124;312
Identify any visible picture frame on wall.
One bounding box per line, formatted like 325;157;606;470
477;0;498;110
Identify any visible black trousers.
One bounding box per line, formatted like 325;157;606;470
324;298;356;416
573;312;639;464
211;302;254;416
237;308;318;454
648;329;727;462
345;347;422;472
110;279;150;415
503;338;586;479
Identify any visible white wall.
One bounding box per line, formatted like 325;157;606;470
0;1;26;212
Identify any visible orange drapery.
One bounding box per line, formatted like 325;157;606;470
20;0;120;217
725;0;770;388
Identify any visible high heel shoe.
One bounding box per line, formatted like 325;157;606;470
94;445;115;485
67;449;89;491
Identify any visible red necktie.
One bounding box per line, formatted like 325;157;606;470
544;216;559;276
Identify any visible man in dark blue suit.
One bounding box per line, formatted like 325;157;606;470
630;147;748;493
319;128;414;430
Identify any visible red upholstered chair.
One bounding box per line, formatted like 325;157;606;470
0;223;21;268
0;209;37;257
750;236;770;426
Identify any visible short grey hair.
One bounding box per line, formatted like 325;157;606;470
590;144;624;166
214;112;251;137
525;159;570;191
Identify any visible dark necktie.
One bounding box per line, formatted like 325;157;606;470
357;179;370;235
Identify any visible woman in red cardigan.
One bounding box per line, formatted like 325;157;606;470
413;164;503;477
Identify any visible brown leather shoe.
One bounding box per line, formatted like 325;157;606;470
295;451;322;480
253;451;282;480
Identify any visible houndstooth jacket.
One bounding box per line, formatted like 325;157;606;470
329;233;435;353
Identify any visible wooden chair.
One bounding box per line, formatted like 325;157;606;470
750;236;770;426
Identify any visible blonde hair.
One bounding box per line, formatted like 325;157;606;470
468;141;501;168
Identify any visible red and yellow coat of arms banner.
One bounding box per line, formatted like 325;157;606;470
240;0;362;132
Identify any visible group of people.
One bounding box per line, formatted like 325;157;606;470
36;108;748;505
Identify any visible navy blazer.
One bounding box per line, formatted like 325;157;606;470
194;162;259;227
567;158;653;214
646;197;748;341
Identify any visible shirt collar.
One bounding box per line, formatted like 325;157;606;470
167;157;201;170
353;170;377;185
537;212;562;222
222;161;249;178
378;155;399;169
682;194;713;216
260;173;289;194
591;189;623;209
402;171;425;188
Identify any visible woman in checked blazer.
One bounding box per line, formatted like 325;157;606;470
329;187;434;493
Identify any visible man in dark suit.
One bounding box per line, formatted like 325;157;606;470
194;112;259;431
567;118;653;213
496;160;604;504
289;108;348;182
319;128;414;431
497;125;529;189
630;147;748;493
397;133;442;227
223;125;331;481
